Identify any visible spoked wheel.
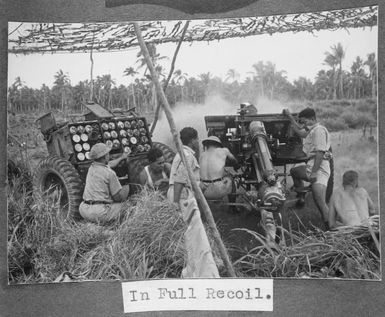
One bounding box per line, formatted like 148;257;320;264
33;156;83;218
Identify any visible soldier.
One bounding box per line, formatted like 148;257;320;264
79;143;130;224
199;136;239;201
328;170;377;229
167;127;200;206
138;147;171;195
283;107;332;228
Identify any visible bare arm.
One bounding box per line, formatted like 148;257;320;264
164;162;171;177
138;169;148;186
112;186;130;202
108;153;129;169
367;194;377;216
283;109;309;138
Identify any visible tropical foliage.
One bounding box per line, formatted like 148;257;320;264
7;43;377;116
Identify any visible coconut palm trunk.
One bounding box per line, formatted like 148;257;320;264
133;22;236;278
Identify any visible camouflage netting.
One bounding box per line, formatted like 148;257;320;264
8;6;377;55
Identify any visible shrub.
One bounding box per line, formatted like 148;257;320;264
322;118;348;131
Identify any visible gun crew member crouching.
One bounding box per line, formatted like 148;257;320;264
329;170;377;229
79;143;130;224
284;107;332;228
167;127;201;207
199;136;239;203
138;147;171;195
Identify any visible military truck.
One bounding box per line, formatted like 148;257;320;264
34;102;175;217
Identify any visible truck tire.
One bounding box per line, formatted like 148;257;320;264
33;156;83;218
127;142;175;191
152;142;176;164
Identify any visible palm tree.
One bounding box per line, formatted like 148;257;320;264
101;74;115;109
136;44;168;112
365;53;377;99
250;61;266;97
40;84;50;110
9;77;25;112
225;69;240;83
199;72;212;99
323;53;338;100
173;69;188;101
264;61;286;100
326;43;345;99
123;66;138;110
351;56;365;99
53;69;71;111
314;70;330;100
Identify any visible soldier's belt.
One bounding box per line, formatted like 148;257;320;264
83;200;110;205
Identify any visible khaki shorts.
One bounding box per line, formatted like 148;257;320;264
201;176;233;200
167;185;193;203
306;159;330;186
79;201;125;224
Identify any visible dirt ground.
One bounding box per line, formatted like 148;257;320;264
207;190;326;260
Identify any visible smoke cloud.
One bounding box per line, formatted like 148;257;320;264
152;94;234;148
152;94;288;148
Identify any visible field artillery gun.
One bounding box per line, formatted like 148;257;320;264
34;102;175;217
204;103;334;240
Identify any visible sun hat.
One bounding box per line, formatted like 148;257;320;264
202;136;223;147
89;143;112;160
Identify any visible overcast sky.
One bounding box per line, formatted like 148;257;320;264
7;23;377;89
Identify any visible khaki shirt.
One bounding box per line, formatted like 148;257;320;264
303;123;330;157
169;145;200;188
83;161;122;203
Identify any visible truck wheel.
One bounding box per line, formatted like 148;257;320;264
33;156;83;218
152;142;175;164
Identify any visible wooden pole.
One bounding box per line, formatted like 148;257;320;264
133;22;236;277
89;31;95;102
150;21;190;135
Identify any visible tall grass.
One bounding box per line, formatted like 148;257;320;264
233;225;380;279
8;188;188;284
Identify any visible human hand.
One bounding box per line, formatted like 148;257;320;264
154;178;169;187
121;152;129;161
309;171;317;183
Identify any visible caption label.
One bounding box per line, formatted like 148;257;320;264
121;279;273;313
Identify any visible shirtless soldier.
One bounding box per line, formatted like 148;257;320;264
328;170;377;229
199;136;239;201
138;147;171;195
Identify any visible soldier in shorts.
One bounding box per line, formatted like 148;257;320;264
79;143;130;224
199;136;239;202
284;107;332;228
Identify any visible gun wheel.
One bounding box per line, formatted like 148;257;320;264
33;156;83;218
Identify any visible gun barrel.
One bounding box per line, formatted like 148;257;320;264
249;121;275;183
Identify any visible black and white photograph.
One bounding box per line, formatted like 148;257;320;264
6;5;380;286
